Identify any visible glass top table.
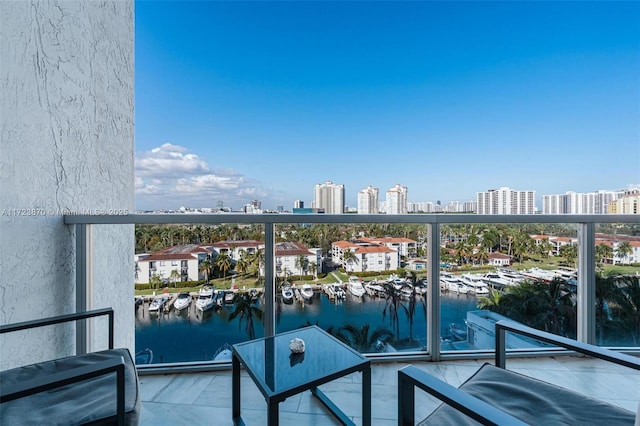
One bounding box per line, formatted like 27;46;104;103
232;326;371;425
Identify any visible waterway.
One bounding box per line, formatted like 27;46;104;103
135;291;479;363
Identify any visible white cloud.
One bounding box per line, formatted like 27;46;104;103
135;143;273;210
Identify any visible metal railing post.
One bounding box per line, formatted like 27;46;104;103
75;224;91;355
577;222;596;344
264;221;276;337
427;222;441;361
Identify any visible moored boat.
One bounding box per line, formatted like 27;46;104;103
148;295;168;312
173;292;192;311
300;284;314;300
195;286;215;312
281;285;294;303
135;348;153;365
347;277;366;298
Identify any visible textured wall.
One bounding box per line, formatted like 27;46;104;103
0;0;134;369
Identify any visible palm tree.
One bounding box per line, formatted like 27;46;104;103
199;259;213;283
609;275;640;345
477;289;503;311
169;269;180;288
235;253;250;276
596;244;614;265
214;253;232;283
149;273;163;291
335;324;394;353
308;261;318;279
228;292;263;340
615;241;633;265
559;244;578;267
381;282;407;340
342;249;358;272
295;255;309;277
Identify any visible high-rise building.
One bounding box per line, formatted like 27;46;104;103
542;190;624;214
386;184;408;215
476;187;536;214
294;200;304;209
608;188;640;214
357;185;379;214
312;180;345;214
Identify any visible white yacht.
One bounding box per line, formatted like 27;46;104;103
195;286;215;312
300;284;314;300
441;275;470;294
481;273;512;290
148;295;167;313
347;277;366;298
364;281;387;298
173;292;192;311
458;274;490;296
281;285;294;303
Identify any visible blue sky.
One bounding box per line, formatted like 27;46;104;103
135;1;640;211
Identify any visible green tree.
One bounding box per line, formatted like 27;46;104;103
335;324;394;353
615;241;633;265
382;282;407;340
295;255;309;276
214;253;232;283
169;269;181;288
609;275;640;345
559;244;578;267
342;249;358;271
308;261;318;279
596;244;614;265
228;292;263;340
199;259;213;283
477;289;503;311
149;273;162;291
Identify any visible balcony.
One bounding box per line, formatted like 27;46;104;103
138;356;640;424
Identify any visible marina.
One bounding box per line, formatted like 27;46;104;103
135;278;480;364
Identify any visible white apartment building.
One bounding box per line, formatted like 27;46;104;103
135;244;213;284
386;184;408;214
209;240;265;260
332;240;399;273
477;187;536;215
274;242;321;277
357;185;379;214
543;189;624;214
312;180;345;214
358;237;417;258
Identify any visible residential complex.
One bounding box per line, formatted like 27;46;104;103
332;240;400;273
542;190;624;214
385;184;408;214
608;190;640;214
312;180;345;214
357;185;379;214
477;187;536;215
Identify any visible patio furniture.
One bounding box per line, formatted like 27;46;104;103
0;308;140;425
232;325;371;425
398;320;640;425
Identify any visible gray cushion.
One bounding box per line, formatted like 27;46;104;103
1;348;140;425
421;363;635;425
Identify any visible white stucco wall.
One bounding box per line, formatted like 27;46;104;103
0;1;134;369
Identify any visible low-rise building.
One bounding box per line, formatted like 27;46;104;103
274;241;321;277
135;244;213;284
487;252;511;267
332;240;399;273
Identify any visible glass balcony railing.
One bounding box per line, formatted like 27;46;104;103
65;214;640;369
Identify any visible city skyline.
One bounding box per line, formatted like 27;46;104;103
135;1;639;211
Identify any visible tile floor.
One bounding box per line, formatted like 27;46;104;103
138;356;640;425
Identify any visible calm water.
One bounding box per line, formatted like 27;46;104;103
135;291;479;363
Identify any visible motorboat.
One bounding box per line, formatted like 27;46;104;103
300;284;314;300
173;292;192;311
195;286;215;312
135;296;143;310
520;267;557;283
224;290;236;305
481;273;512;290
332;284;346;299
347;278;366;298
364;281;387;298
458;274;490;296
281;285;294;303
399;284;414;299
148;295;167;312
440;275;469;294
